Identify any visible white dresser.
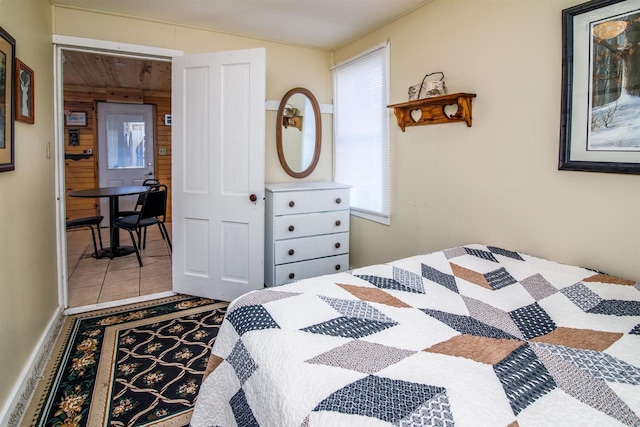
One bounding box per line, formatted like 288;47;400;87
265;182;350;287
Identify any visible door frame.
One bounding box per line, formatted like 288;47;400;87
52;35;182;313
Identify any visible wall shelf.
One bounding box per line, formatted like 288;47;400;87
388;92;476;131
64;153;93;161
283;115;303;131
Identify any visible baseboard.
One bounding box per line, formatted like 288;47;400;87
0;305;65;427
64;290;177;315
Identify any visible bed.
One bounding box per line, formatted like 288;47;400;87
191;244;640;426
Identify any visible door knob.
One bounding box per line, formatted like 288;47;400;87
145;171;153;176
249;194;257;202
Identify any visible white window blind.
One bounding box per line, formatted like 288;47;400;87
333;43;390;224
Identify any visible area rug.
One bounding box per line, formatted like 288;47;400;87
22;295;229;427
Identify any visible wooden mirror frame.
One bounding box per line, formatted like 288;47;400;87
276;87;322;178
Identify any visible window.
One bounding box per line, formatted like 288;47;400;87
333;42;390;224
106;114;147;169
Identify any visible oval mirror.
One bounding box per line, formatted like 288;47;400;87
276;87;321;178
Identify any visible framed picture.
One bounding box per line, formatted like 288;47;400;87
559;0;640;174
15;59;34;124
0;26;15;173
66;111;87;127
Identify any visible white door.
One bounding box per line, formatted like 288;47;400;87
97;102;155;224
171;48;266;302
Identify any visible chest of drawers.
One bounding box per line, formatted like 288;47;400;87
265;182;350;287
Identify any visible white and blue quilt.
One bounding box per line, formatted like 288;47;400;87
191;244;640;426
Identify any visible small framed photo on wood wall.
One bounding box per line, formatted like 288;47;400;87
66;111;87;127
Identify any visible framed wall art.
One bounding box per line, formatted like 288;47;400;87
15;59;34;124
0;26;15;173
66;111;87;127
559;0;640;174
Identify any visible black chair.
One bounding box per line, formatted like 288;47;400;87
112;184;172;267
116;178;160;219
66;215;105;258
116;179;163;248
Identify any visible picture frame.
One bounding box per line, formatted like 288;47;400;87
66;111;87;127
15;59;34;124
559;0;640;174
0;26;15;173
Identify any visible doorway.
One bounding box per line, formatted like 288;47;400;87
55;37;267;312
54;37;182;312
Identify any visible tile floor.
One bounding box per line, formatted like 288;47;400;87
66;222;173;308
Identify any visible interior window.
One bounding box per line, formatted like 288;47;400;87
105;113;147;169
333;43;390;225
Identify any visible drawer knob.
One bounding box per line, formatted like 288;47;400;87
335;198;342;204
335;220;341;226
335;264;341;271
335;243;341;249
289;201;295;207
288;249;295;255
288;225;295;232
289;273;295;279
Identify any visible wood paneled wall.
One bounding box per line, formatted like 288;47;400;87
64;87;172;221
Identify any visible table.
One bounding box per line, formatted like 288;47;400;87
68;186;149;259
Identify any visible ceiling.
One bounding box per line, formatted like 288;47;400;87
62;50;172;92
60;0;430;93
53;0;429;50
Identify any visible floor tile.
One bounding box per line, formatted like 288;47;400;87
68;284;102;306
69;273;105;289
104;267;140;284
66;222;173;308
141;274;172;293
141;259;172;278
108;256;140;271
98;291;140;303
73;258;109;275
100;278;140;297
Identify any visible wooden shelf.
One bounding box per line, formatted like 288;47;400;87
64;153;93;161
388;92;476;131
283;115;303;131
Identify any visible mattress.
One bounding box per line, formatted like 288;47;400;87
191;244;640;426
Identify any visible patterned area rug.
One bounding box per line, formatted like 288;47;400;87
23;295;229;426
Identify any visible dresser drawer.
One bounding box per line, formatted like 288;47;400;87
273;210;349;240
272;188;350;215
274;232;349;265
275;254;349;286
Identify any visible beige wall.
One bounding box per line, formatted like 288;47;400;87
0;0;56;412
335;0;640;282
52;6;335;184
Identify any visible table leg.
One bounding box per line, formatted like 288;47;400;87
109;195;120;255
104;194;137;259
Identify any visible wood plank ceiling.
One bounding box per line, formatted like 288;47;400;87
62;50;171;93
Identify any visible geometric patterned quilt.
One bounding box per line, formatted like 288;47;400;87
190;244;640;426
